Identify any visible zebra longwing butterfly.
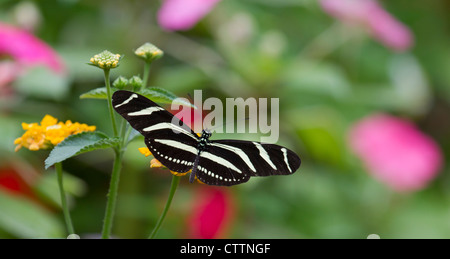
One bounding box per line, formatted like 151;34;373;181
112;90;301;186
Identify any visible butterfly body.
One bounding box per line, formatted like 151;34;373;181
112;90;301;186
197;129;211;152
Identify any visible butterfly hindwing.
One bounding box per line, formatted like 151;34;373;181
195;145;251;186
209;140;301;177
192;139;300;186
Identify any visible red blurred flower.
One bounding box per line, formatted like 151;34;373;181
0;167;34;197
187;187;234;238
0;22;65;73
157;0;221;31
348;113;443;192
320;0;413;51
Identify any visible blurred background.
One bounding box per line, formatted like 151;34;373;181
0;0;449;239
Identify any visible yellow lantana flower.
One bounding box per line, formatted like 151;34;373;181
14;123;47;151
138;147;152;157
14;115;96;152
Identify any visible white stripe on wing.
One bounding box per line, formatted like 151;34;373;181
153;139;198;155
200;151;243;174
253;142;277;170
143;122;197;140
210;143;256;172
281;148;292;173
114;94;138;108
128;107;164;116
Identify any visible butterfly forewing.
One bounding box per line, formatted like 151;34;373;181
113;90;198;173
112;91;198;139
145;137;197;173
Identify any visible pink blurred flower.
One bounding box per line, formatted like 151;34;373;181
187;187;234;238
0;61;21;86
0;61;21;96
157;0;221;31
348;114;443;192
0;22;65;73
320;0;413;51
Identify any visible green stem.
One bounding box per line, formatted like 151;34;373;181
104;69;119;137
148;175;180;239
101;150;123;239
101;67;126;238
141;61;151;91
55;162;75;235
123;126;133;146
119;117;127;142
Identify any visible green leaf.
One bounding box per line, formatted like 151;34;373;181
139;87;196;109
0;189;64;238
80;87;119;100
45;131;120;169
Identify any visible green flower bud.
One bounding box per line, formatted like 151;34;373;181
90;50;121;69
129;75;143;90
134;42;163;62
112;76;129;89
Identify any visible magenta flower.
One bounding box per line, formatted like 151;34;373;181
319;0;413;51
0;22;65;73
348;114;443;192
187;187;234;238
157;0;221;31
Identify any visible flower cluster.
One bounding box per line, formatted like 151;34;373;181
89;50;121;69
14;115;96;151
134;43;164;63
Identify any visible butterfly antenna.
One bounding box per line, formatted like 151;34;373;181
187;93;193;103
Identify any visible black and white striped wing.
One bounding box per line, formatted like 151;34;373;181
195;142;252;186
113;90;301;186
112;90;199;173
196;140;301;186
